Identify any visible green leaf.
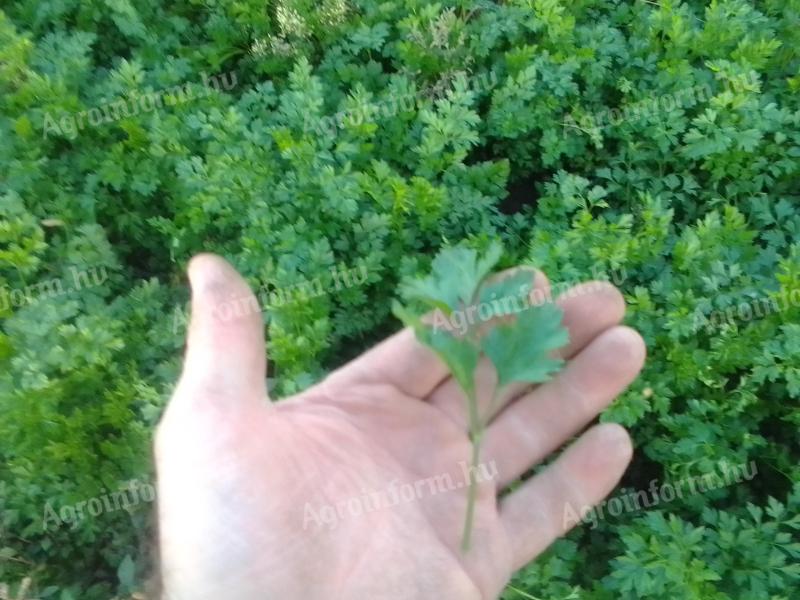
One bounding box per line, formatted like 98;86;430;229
418;325;480;399
401;241;503;312
481;302;569;389
392;300;479;397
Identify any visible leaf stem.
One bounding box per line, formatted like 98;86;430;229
461;427;482;551
461;386;483;551
506;585;544;600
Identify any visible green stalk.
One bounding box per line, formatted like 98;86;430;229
461;380;502;550
506;585;544;600
461;426;482;551
461;387;482;551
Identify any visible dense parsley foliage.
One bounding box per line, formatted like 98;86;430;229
1;0;798;597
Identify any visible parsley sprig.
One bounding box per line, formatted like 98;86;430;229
393;242;569;550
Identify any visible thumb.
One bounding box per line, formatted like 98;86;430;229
173;253;268;408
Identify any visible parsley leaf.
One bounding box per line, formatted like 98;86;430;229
481;302;569;389
400;241;503;313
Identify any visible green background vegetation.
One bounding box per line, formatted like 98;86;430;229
1;0;798;597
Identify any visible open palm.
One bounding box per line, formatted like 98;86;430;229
155;255;645;600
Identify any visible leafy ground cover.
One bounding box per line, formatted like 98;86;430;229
1;0;798;598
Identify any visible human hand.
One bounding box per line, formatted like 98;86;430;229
155;254;646;599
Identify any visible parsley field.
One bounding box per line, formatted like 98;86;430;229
1;0;799;598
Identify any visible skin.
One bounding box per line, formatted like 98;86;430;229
155;254;646;600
